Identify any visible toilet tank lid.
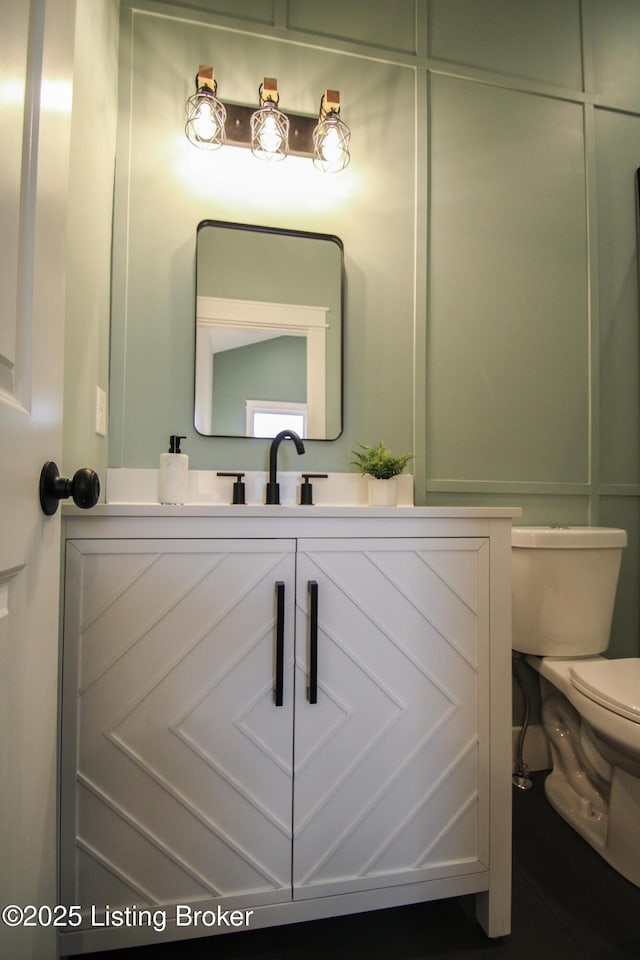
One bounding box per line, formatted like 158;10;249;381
511;526;627;548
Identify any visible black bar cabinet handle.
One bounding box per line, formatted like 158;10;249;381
275;581;285;706
308;580;318;704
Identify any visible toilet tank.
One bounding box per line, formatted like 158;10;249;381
511;526;627;656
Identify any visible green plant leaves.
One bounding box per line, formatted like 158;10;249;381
350;440;413;479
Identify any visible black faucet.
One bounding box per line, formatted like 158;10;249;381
265;430;305;504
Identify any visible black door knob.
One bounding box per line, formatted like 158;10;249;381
39;462;100;516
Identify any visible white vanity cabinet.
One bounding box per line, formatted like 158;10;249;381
59;508;514;955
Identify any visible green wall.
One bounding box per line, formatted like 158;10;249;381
63;0;119;486
108;0;640;664
110;1;415;476
211;336;306;435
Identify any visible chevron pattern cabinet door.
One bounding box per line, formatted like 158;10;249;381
293;538;489;899
60;539;296;920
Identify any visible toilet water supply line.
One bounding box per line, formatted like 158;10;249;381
512;652;533;790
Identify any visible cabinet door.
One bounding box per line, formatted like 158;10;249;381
61;538;296;922
293;537;489;899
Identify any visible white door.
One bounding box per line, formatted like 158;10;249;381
293;538;489;899
0;3;75;959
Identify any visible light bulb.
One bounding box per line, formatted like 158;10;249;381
313;115;350;173
258;113;284;154
193;100;219;141
251;103;289;162
185;88;226;150
318;125;342;165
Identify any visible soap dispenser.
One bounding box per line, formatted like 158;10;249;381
158;435;188;504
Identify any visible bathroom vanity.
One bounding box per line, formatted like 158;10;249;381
58;504;516;954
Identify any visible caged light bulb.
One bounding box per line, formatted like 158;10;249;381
194;100;219;141
185;70;226;151
258;113;284;155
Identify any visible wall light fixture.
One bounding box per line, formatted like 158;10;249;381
251;78;289;162
184;66;226;151
313;90;351;173
185;66;350;173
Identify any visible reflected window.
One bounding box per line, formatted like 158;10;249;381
247;401;307;438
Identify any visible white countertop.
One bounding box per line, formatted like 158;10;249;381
64;502;520;519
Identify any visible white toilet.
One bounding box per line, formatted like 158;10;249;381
511;526;640;887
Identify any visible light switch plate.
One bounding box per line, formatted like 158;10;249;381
95;385;107;437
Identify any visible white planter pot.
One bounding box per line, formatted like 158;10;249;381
367;476;398;506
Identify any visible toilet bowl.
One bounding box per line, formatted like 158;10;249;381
511;526;640;888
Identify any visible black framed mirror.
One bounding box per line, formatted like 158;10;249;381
195;220;344;440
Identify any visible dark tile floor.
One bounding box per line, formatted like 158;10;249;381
78;772;640;960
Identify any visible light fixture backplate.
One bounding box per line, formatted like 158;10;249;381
225;102;316;157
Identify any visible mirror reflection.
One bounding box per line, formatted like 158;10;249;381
195;221;343;439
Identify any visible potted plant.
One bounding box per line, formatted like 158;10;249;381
351;440;413;506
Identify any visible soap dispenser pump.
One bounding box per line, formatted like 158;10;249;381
158;434;188;504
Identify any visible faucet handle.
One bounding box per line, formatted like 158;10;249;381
216;471;246;505
300;473;328;506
